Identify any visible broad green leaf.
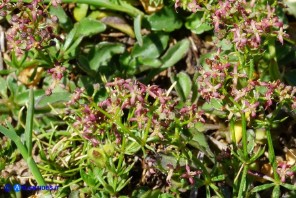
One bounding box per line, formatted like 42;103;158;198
7;75;19;97
187;128;214;159
131;33;169;59
185;12;212;34
75;18;106;38
85;42;125;71
173;72;192;101
160;39;190;69
143;39;190;83
159;154;187;169
73;4;89;21
15;89;44;106
35;92;71;109
63;18;106;56
50;5;73;31
137;57;162;68
146;7;183;32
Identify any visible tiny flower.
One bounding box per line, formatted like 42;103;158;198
181;164;202;185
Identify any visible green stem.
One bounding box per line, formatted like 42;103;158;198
0;125;46;186
117;134;126;170
266;127;280;182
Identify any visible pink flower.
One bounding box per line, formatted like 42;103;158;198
181;164;202;185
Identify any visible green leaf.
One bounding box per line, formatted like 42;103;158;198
191;72;199;103
116;177;132;192
146;7;183;32
139;189;162;198
7;75;19;97
15;90;45;106
62;26;78;52
218;39;233;51
272;185;280;198
124;141;141;155
80;169;97;187
50;5;73;31
62;18;106;53
137;57;162;69
35;92;71;109
211;174;225;182
131;33;169;59
134;15;143;45
269;58;281;80
73;4;89;21
25;88;34;156
185;12;212;34
201;98;226;117
187;128;214;159
75;17;106;38
281;183;296;191
80;42;125;71
173;72;192;101
286;0;296;18
160;39;190;69
144;39;190;83
0;76;7;97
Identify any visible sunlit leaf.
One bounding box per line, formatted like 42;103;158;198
73;4;89;21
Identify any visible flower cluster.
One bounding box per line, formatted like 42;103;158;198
197;56;296;120
45;62;66;95
212;0;288;49
197;56;231;101
4;0;60;54
69;78;205;145
174;0;201;12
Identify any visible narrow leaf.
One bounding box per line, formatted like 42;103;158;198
25;88;34;156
